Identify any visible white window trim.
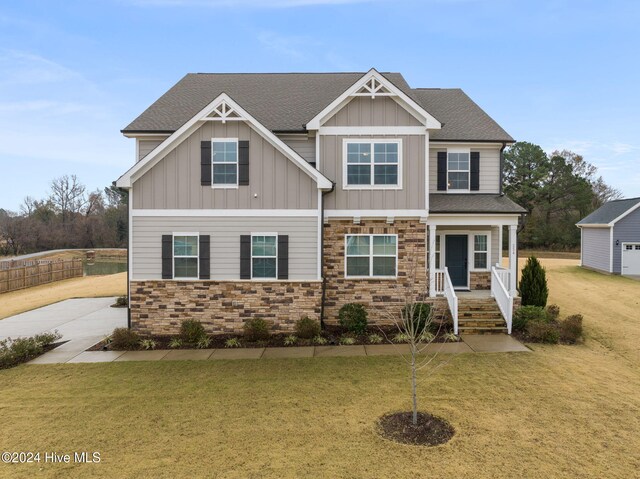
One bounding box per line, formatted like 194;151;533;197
250;232;278;280
447;147;471;193
211;137;239;189
172;232;199;280
344;234;398;279
342;139;403;190
473;233;489;270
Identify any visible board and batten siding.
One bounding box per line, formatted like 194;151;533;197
323;97;422;127
612;207;640;273
429;144;501;194
132;121;317;210
132;216;318;280
137;139;164;161
320;134;426;210
581;227;611;273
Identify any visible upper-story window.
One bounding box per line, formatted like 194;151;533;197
448;150;470;191
212;139;238;187
344;139;402;189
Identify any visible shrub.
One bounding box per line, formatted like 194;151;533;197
559;314;583;344
546;304;560;321
225;338;241;348
313;335;328;345
295;316;321;339
526;320;560;344
0;331;63;369
519;256;549;307
243;318;270;342
513;306;548;332
111;328;140;350
339;335;356;345
140;339;157;350
338;303;368;334
180;319;207;345
196;336;211;349
114;295;128;307
402;303;433;334
33;331;62;347
169;338;182;349
284;335;298;346
368;333;383;344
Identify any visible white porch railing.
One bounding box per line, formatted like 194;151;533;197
491;266;513;334
435;268;458;335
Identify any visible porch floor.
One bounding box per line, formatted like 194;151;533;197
456;290;492;298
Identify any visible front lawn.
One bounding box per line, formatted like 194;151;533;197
0;259;639;478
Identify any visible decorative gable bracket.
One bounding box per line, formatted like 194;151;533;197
353;77;393;99
203;100;242;123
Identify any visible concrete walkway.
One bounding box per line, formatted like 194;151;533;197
1;298;127;364
29;333;529;364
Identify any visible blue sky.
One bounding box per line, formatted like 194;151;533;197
1;0;639;211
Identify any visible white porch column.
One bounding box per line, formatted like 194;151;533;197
428;224;436;297
509;225;518;295
498;225;503;267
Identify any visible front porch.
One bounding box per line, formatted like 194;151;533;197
426;214;520;334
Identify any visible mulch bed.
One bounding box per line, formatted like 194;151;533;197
377;411;455;446
88;324;458;352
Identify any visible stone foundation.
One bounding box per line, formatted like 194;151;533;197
322;219;441;325
470;271;491;290
130;280;322;336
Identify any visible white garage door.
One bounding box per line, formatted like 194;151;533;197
622;243;640;276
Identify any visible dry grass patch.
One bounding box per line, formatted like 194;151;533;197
0;345;639;478
0;273;126;320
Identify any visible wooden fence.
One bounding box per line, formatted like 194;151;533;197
0;258;84;294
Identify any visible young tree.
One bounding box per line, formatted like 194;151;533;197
519;256;549;307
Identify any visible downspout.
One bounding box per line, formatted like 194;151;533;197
117;184;131;330
319;182;336;330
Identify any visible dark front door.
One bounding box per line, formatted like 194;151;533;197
445;235;468;288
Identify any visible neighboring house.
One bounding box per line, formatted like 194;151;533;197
116;69;526;335
577;197;640;276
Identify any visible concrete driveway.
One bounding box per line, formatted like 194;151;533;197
0;297;127;363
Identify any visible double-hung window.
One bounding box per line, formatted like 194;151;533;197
345;140;401;188
345;234;397;277
473;234;488;270
448;150;470;191
174;234;199;279
212;139;238;187
251;235;277;279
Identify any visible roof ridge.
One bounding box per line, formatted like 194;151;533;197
609;196;640;202
191;71;398;75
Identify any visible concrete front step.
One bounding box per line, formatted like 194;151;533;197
458;296;507;333
459;312;503;319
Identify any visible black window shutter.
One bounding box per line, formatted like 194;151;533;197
238;140;249;185
277;235;289;280
240;235;251;279
162;235;173;279
437;152;447;191
201;141;212;186
470;152;480;191
199;235;210;280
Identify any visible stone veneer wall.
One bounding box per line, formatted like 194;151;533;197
470;272;491;290
130;280;322;336
322;219;448;325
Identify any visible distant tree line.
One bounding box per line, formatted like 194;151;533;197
504;142;621;250
0;175;127;255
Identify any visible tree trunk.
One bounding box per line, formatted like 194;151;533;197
411;342;418;425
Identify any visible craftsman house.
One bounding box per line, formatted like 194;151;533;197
116;69;526;335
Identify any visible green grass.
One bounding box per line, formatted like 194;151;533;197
1;259;639;478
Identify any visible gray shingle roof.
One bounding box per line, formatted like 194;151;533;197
429;194;526;214
122;72;513;142
577;197;640;225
